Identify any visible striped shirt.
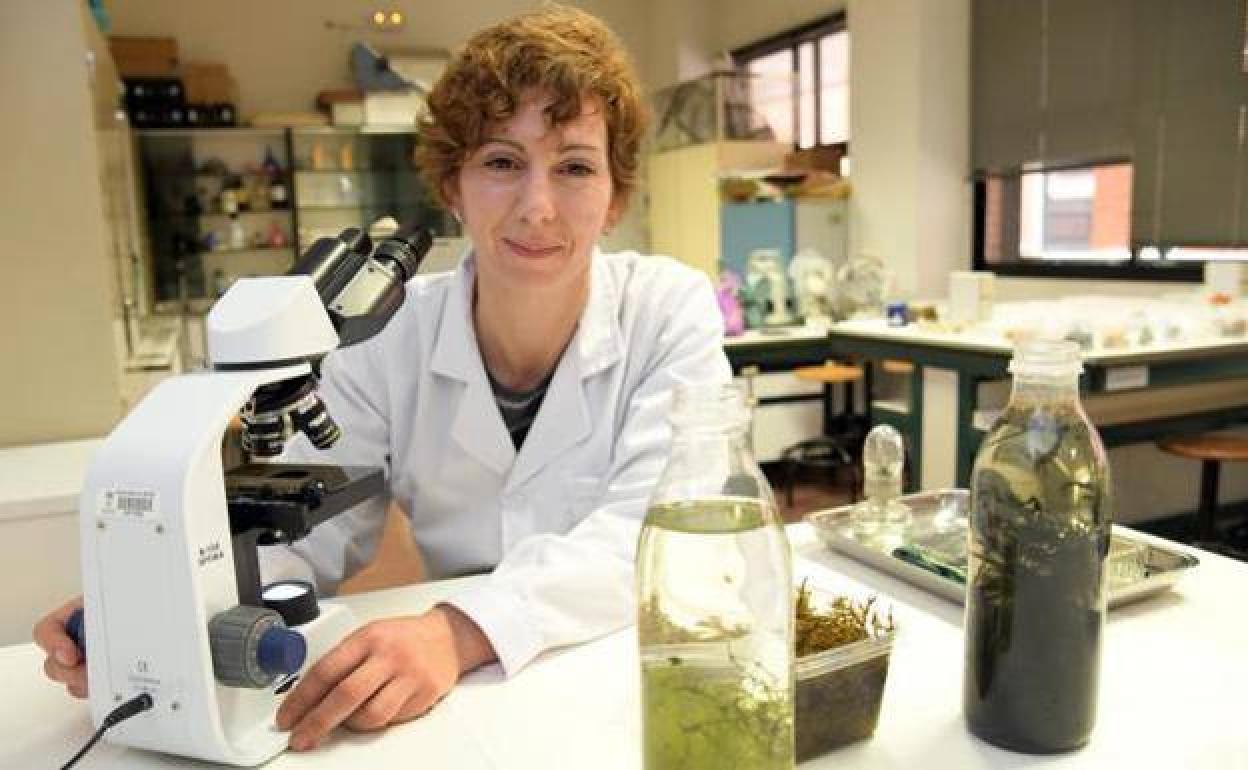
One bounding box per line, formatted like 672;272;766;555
486;367;555;450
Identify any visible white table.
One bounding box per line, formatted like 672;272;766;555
3;523;1246;769
827;319;1248;503
0;439;104;645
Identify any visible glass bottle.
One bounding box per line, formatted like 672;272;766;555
850;424;911;548
637;382;794;770
963;340;1112;753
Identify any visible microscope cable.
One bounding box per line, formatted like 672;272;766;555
60;692;154;770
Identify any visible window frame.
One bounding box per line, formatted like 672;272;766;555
732;13;849;152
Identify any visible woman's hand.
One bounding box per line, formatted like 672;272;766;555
33;596;88;699
276;604;495;751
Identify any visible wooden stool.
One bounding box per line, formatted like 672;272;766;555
880;359;915;375
794;362;864;436
780;362;866;509
1157;434;1248;545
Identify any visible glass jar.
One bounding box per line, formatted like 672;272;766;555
963;340;1112;753
850;424;912;548
637;382;794;770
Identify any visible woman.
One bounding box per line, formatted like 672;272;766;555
35;3;730;751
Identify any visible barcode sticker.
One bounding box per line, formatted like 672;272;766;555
99;488;160;521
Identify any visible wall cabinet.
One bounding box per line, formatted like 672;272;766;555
646;140;789;277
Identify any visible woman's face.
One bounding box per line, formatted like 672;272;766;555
450;92;618;293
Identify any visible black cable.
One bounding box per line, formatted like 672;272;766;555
60;692;154;770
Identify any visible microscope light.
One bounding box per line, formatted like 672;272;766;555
262;580;320;627
263;581;310;602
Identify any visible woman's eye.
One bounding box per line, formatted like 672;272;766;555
484;156;520;171
561;162;596;177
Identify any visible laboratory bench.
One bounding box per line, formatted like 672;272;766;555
723;325;833;373
723;326;853;463
2;522;1245;768
722;325;917;472
0;439;104;647
825;320;1248;491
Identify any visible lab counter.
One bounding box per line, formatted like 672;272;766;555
2;523;1245;768
723;325;832;373
723;327;837;461
826;320;1248;492
0;439;103;646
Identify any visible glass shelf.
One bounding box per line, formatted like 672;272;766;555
136;127;286;139
150;209;292;221
192;246;294;256
296;202;427;211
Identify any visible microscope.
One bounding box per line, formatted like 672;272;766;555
69;225;431;765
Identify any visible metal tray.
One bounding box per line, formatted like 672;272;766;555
806;489;1199;610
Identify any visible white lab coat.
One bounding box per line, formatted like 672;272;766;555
261;248;731;675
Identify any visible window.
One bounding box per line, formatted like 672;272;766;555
745;49;794;147
734;14;849;151
974;160;1244;278
1017;164;1132;262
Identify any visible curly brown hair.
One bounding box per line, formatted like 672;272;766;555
416;3;648;213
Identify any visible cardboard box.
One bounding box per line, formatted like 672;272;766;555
317;89;365;126
182;61;237;105
332;101;365;126
948;271;996;324
109;36;179;77
363;90;426;126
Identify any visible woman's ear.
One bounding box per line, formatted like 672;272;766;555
442;178;462;221
604;195;625;234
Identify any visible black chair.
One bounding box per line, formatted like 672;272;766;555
778;362;865;510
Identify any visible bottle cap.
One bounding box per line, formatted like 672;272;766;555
863;424;904;480
1009;339;1083;379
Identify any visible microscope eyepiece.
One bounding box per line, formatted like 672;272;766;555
372;226;433;283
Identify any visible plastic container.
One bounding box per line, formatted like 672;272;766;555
795;618;895;761
1107;537;1148;587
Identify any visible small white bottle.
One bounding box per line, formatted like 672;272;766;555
228;214;246;250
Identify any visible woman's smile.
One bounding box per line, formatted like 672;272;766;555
502;238;564;259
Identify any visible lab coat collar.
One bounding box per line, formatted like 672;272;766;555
430;247;624;484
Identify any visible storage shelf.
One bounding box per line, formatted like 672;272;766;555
151;209;292;221
292;125;418;136
295;202;426;211
137;127;286;139
155;245;293;258
200;246;294;256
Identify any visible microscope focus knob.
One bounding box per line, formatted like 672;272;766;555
66;607;86;654
209;606;307;688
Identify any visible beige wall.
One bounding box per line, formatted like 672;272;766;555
0;1;123;447
644;0;715;91
849;0;970;300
